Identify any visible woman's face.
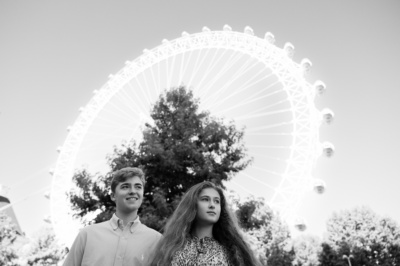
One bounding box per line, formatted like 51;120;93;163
195;188;221;225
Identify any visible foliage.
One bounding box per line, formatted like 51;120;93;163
68;169;115;226
230;193;294;266
0;212;20;266
320;206;400;265
325;206;400;250
0;219;67;266
69;86;252;231
318;242;341;266
22;226;67;266
266;243;296;266
292;234;321;266
318;241;400;266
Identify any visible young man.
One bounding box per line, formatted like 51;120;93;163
63;167;161;266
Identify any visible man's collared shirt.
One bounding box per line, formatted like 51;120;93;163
63;214;161;266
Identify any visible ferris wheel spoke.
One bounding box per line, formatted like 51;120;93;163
146;58;161;97
247;150;288;159
101;96;141;123
181;47;211;89
228;179;254;197
245;121;294;133
184;48;214;92
213;81;283;115
247;144;291;150
125;79;151;112
250;165;284;178
166;49;178;90
201;53;260;108
235;108;292;121
197;49;245;102
138;73;156;106
207;66;274;112
246;132;292;137
238;98;289;118
240;171;277;191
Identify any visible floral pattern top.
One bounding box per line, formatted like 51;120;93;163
171;235;232;266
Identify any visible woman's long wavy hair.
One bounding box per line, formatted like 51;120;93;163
150;181;260;266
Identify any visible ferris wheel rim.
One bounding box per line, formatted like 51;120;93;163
50;26;321;245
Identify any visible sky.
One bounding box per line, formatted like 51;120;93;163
1;0;400;241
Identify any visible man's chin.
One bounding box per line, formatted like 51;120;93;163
121;204;140;212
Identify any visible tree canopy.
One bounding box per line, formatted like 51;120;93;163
0;212;22;266
230;193;294;265
292;234;321;266
325;206;400;250
22;227;67;266
319;206;400;265
69;86;252;230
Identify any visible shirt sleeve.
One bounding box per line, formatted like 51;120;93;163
62;229;87;266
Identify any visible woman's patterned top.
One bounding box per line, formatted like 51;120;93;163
171;235;232;266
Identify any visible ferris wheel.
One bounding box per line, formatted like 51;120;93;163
50;25;334;246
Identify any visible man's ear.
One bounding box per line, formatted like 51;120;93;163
110;191;115;202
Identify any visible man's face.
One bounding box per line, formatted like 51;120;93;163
111;176;144;214
195;188;221;225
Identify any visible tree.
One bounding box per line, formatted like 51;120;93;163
318;241;400;266
230;193;294;265
22;226;67;266
318;242;342;266
0;212;20;266
292;234;322;266
320;206;400;265
69;86;252;230
325;206;400;250
266;243;296;266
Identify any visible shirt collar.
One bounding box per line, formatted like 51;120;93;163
110;213;141;233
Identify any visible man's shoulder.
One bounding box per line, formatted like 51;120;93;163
79;220;110;234
138;223;162;237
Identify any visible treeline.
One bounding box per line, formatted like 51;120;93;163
2;87;398;265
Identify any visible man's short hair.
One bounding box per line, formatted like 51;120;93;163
110;167;146;193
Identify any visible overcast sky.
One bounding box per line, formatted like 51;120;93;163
1;0;399;240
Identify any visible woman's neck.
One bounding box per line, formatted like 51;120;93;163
193;223;214;239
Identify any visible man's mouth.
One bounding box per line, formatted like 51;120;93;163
126;196;139;201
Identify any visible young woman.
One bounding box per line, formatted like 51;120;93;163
150;181;260;266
